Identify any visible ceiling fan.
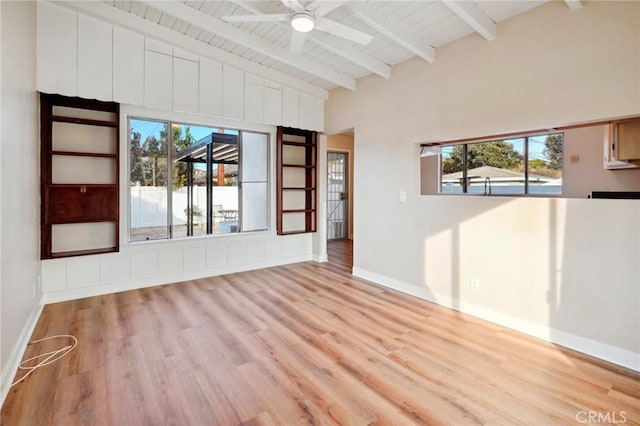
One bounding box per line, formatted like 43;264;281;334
222;0;374;54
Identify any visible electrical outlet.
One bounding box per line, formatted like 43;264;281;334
470;278;480;293
399;191;407;202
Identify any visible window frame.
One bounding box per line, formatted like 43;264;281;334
126;113;271;243
437;131;564;196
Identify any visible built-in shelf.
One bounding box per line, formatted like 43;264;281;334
282;141;314;147
51;115;118;128
41;93;120;259
277;126;317;235
281;164;316;168
51;150;118;159
50;247;118;259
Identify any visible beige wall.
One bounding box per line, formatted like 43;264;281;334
327;133;354;239
326;1;640;368
1;1;42;400
327;1;639;139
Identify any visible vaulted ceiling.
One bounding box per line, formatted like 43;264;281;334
69;1;581;92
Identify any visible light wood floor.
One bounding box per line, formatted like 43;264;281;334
2;240;639;425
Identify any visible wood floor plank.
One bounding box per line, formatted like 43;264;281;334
2;240;639;425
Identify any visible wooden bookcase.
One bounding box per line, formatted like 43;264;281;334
276;127;317;235
40;93;120;259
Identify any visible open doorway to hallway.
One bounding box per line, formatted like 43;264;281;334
327;151;348;239
326;131;354;268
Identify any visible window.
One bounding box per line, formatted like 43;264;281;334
129;118;268;241
440;133;563;195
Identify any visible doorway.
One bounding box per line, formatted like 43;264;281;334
327;151;348;240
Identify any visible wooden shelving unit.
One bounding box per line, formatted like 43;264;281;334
276;127;317;235
40;93;120;259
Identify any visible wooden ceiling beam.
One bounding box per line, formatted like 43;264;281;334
347;4;436;63
441;0;496;41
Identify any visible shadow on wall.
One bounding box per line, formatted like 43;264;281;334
411;195;638;369
551;199;640;364
419;196;513;311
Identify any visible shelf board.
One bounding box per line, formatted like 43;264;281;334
48;218;118;225
282;141;314;147
282;187;315;191
51;115;118;128
51;150;117;159
49;247;118;259
281;164;316;168
277;230;314;236
282;209;315;213
47;183;117;188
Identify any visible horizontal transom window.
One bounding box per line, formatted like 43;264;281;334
431;133;563;196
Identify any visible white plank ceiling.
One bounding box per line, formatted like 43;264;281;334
97;0;567;91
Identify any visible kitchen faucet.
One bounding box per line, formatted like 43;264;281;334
484;177;492;196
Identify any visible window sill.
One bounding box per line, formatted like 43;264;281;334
427;193;565;198
123;229;276;250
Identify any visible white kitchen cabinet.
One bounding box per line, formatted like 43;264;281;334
145;50;173;111
78;14;113;101
37;1;77;96
223;65;244;120
282;87;299;128
145;38;172;56
299;92;315;131
173;57;199;113
244;74;264;124
199;58;223;117
113;27;144;106
264;83;283;126
314;97;325;132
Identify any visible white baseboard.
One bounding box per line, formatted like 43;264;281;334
353;267;640;372
42;254;312;304
313;254;328;263
0;303;44;408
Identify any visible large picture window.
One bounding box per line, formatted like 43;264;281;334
440;133;563;195
129;118;268;241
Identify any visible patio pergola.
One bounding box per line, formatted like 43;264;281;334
174;132;239;236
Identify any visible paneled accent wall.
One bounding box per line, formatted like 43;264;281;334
37;1;323;301
41;233;313;303
36;1;325;132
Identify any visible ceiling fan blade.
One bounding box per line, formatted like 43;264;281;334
281;0;304;13
290;30;306;55
307;1;344;17
314;18;374;45
222;13;291;23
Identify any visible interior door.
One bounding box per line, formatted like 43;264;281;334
327;151;348;240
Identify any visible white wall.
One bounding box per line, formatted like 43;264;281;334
1;0;43;404
36;1;325;132
326;1;640;370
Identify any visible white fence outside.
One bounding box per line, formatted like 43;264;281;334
130;185;238;228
